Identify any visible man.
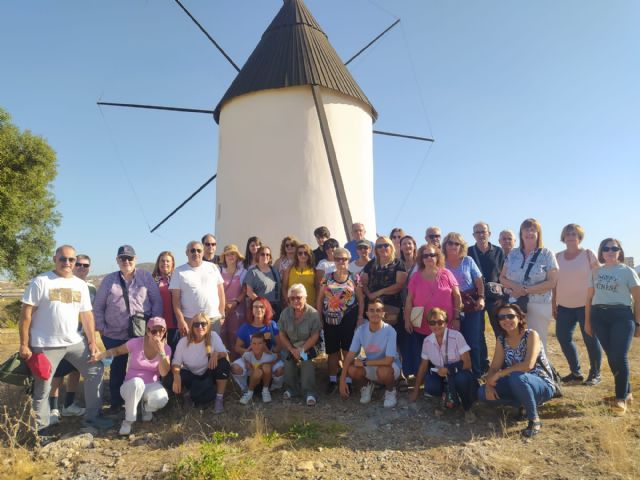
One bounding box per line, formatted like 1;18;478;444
202;233;221;266
312;226;330;267
170;240;226;336
19;245;112;435
499;229;516;258
94;245;162;413
49;254;96;424
425;226;442;249
344;222;374;260
467;222;505;371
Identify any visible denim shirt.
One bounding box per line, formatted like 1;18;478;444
504;248;558;304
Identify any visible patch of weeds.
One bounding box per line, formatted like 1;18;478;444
261;430;281;446
283;420;348;447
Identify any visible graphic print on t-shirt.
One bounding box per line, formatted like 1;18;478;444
595;273;619;293
49;288;82;303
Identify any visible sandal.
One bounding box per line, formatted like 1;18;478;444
521;420;542;438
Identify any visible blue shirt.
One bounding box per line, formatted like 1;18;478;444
344;239;374;261
235;322;280;350
445;256;482;292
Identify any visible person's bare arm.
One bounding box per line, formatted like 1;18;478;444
19;304;33;360
80;310;98;356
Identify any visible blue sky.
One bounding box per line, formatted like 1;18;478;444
1;1;638;275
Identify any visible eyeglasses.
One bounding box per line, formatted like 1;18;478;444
259;253;271;257
357;245;370;250
497;313;517;321
391;235;402;239
190;248;203;254
368;308;384;314
422;253;438;259
447;241;461;247
148;328;166;335
119;256;134;262
375;244;391;250
192;322;208;329
253;304;266;310
473;230;488;235
58;256;76;264
285;243;295;248
75;263;90;268
334;257;348;262
602;246;621;253
289;295;304;301
204;242;217;247
428;320;446;326
297;251;309;256
428;234;441;239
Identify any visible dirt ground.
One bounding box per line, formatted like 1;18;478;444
1;325;639;480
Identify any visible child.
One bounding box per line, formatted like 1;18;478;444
239;333;278;404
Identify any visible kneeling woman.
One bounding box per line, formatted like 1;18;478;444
339;299;401;408
409;308;477;421
170;312;231;413
478;304;557;437
94;317;171;436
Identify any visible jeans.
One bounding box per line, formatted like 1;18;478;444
590;305;634;400
556;305;602;377
461;310;485;378
478;371;555;420
101;336;129;408
424;368;478;411
403;331;427;377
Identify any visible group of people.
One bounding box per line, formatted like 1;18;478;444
16;220;640;440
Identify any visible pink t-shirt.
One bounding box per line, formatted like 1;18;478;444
555;249;598;308
124;337;171;384
420;329;470;367
408;268;458;335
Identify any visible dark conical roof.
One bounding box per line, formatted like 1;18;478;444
213;0;377;123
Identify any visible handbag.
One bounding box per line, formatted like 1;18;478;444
515;249;542;313
410;306;424;328
0;352;33;391
460;288;479;313
118;273;148;337
486;282;508;303
383;304;401;325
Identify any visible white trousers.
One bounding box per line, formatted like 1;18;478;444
527;302;553;352
120;378;168;422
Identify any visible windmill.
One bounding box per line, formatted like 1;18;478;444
98;0;433;249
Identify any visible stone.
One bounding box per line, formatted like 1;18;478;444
41;433;94;458
297;460;315;471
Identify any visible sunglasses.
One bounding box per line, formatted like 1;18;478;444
334;257;348;262
259;253;271;257
289;295;304;300
497;313;517;321
357;245;370;250
285;243;295;248
602;246;621;253
447;241;461;247
119;256;134;262
149;328;165;335
192;322;208;328
428;234;441;239
375;244;391;250
428;320;446;326
422;253;438;259
190;248;203;254
297;251;309;256
58;256;76;263
75;263;90;268
204;242;217;247
391;235;402;239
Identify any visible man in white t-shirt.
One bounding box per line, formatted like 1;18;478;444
19;245;112;434
170;240;226;335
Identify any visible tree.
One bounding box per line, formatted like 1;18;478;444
0;107;60;283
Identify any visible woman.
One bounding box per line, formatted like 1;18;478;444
244;245;282;319
317;247;364;394
316;238;339;282
553;224;602;385
243;236;263;270
278;284;322;406
404;244;462;377
231;297;284;393
170;312;231;413
500;218;558;350
586;238;640;415
443;232;485;378
398;235;419;377
409;308;477;422
274;235;299;278
283;243;317;308
93;317;170;436
389;227;406;260
220;244;247;359
478;304;556;437
152;251;179;353
348;240;371;276
400;235;418;280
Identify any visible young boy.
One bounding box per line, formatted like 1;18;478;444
239;333;278;404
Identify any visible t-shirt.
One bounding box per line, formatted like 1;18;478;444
243;267;280;303
169;262;224;318
287;266;316;307
242;351;277;369
235;322;280;350
320;272;358;325
22;271;92;347
555;249;598;308
124;337;171;384
421;329;470;367
172;331;227;376
407;268;459;335
504;248;558;304
348;261;366;275
317;259;336;275
363;258;407;308
589;264;640;307
445;256;482;292
349;321;401;369
278;305;321;348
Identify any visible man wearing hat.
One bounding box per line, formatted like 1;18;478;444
170;240;226;336
19;244;112;434
94;245;162;413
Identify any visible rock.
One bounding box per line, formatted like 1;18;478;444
297;460;315;471
313;461;324;470
41;433;94;458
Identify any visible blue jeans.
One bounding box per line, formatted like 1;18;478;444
556;305;602;376
590;305;634;400
425;368;478;411
401;331;426;377
461;310;484;378
478;371;555;420
101;336;129;408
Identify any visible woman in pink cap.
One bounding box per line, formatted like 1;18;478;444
93;317;171;435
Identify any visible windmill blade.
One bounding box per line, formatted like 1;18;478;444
150;174;217;233
173;0;240;72
344;19;400;66
373;130;434;142
97;101;214;115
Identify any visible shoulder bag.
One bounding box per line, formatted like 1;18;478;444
119;274;147;338
515;249;541;313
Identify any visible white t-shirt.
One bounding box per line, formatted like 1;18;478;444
317;259;336;275
242;351;277;370
169;262;224;318
22;271;92;347
172;331;227;376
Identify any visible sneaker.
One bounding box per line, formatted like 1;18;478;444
261;388;272;403
270;377;284;391
360;382;374;404
326;381;338;394
214;396;224;414
119;420;133;436
140;403;153;422
49;409;61;426
37;429;56;446
611;400;627;416
583;373;601;386
383;389;397;408
239;391;253;405
61;403;85;417
83;416;115;430
561;372;584;383
604;393;633;403
306;395;317;406
282;390;293;400
423;390;435;399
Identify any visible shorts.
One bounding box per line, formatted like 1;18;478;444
231;357;284;376
364;363;401;382
323;308;358;355
53;358;78;378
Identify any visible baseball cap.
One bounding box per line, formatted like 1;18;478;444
26;353;52;381
117;245;136;257
147;317;167;330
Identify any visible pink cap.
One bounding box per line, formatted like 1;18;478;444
147;317;167;330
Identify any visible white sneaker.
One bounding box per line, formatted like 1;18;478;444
261;388;272;403
360;383;374;404
141;403;153;422
282;390;292;400
383;389;397;408
239;390;253;405
306;395;317;406
49;409;61;426
119;420;133;436
61;403;85;417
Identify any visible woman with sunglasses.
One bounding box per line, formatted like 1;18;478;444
93;317;171;436
348;240;372;276
243;236;263;270
231;297;284;394
409;308;477;422
274;235;299;278
478;304;557;437
152;251;179;353
316;237;340;281
244;245;282;319
389;227;406;260
282;243;317;309
170;312;230;413
585;238;640;415
220;244;247;360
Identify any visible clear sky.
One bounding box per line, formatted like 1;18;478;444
1;1;638;275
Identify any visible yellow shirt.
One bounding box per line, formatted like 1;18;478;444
287;266;316;307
